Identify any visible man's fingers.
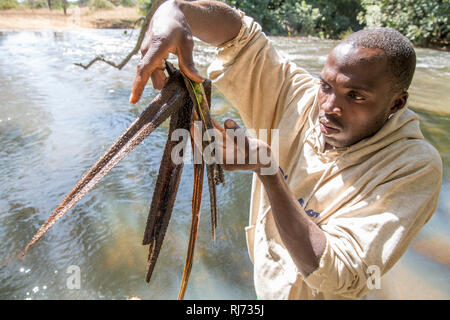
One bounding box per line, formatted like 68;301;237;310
224;119;251;152
150;69;168;90
212;118;225;133
177;41;204;83
224;119;239;130
129;44;169;104
130;69;150;104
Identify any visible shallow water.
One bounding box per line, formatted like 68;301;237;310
0;30;448;299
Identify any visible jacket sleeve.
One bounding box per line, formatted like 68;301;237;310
207;11;317;133
303;145;443;299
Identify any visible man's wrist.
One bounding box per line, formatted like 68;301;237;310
251;142;279;177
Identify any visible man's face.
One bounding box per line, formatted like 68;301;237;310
318;43;402;149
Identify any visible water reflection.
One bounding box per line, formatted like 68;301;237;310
0;30;448;300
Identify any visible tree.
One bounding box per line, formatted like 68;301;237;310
220;0;363;38
62;0;67;15
359;0;450;47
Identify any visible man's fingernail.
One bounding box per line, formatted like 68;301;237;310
129;93;135;104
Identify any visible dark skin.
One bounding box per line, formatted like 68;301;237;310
129;0;409;277
318;43;408;150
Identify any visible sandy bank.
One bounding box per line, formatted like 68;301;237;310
0;7;141;30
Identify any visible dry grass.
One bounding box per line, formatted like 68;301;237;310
0;6;142;30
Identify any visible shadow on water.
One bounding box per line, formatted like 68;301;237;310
0;30;448;299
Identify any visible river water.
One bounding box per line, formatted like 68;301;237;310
0;29;448;300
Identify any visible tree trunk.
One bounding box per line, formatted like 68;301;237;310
62;0;67;15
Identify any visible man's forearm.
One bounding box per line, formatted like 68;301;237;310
177;0;242;46
257;170;327;276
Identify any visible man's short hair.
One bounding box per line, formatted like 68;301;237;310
343;27;416;94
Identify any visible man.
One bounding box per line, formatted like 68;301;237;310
130;0;443;299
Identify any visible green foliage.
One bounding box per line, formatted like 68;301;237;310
7;0;443;48
18;0;68;10
219;0;450;47
88;0;115;10
359;0;450;47
51;0;69;11
276;1;322;36
311;0;363;38
119;0;137;7
137;0;152;15
0;0;20;9
221;0;363;38
23;0;48;9
110;0;136;7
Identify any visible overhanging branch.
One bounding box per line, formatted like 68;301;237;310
74;0;166;70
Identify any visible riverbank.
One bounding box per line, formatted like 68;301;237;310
0;7;141;30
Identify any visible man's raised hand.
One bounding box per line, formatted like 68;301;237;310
129;0;204;104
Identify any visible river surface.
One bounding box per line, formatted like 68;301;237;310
0;29;449;300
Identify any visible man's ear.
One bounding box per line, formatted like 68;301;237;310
389;91;408;116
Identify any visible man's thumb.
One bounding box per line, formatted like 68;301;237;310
224;119;240;130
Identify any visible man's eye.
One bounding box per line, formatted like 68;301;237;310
349;91;365;101
320;81;331;90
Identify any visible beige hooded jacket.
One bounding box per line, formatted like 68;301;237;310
207;13;443;299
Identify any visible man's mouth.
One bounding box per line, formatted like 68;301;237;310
319;119;340;135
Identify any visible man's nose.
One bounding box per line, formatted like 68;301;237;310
321;93;342;116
